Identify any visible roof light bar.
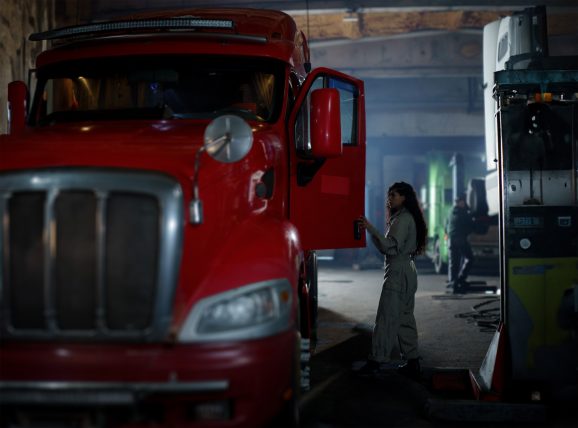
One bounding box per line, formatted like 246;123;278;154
29;18;235;41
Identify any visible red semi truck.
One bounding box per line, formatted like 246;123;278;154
0;9;366;427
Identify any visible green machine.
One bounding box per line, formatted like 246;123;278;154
425;152;498;275
483;60;578;401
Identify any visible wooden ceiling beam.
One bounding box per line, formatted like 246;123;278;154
289;9;577;42
311;32;483;78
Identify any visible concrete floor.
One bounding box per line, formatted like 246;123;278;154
314;259;499;369
297;260;577;428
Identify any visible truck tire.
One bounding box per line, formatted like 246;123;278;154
298;252;317;393
433;237;448;274
306;251;318;342
298;252;318;343
295;295;311;394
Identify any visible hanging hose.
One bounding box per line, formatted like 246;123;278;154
454;297;500;333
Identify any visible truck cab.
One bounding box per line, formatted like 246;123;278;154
479;6;577;402
483;6;548;217
0;9;366;427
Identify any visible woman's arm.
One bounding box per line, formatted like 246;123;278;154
358;215;404;255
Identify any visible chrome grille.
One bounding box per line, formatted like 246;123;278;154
0;169;183;341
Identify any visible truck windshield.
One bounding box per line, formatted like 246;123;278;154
32;55;285;125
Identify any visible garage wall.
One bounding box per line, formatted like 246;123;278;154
0;0;89;135
0;0;56;133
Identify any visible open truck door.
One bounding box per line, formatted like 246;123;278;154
289;68;366;250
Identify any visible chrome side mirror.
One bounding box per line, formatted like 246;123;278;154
190;115;254;225
203;115;253;163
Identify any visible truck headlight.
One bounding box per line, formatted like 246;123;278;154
178;279;293;342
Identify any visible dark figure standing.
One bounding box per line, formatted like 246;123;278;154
446;194;474;293
356;182;428;380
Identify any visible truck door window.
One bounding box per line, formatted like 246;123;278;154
295;75;359;155
31;56;284;125
328;78;358;146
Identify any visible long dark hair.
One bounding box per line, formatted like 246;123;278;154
388;181;428;255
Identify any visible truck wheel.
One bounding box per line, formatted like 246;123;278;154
433;237;447;274
297;297;311;392
300;336;311;392
298;252;317;393
306;251;318;344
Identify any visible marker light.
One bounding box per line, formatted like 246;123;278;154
30;18;235;41
534;92;552;103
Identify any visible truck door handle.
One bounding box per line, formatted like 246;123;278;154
354;219;362;240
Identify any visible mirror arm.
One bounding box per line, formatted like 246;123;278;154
297;158;325;186
190;145;207;225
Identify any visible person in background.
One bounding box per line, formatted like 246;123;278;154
356;181;428;380
445;193;475;293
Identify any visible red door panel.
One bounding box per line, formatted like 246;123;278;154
289;68;366;250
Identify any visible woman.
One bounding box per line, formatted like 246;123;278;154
357;181;427;379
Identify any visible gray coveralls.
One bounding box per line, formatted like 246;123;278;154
365;207;419;363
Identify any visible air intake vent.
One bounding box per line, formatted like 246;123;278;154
0;169;183;341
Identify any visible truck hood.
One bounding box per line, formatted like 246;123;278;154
0;120;279;184
1;121;208;175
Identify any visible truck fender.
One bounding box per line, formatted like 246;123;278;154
190;216;304;324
